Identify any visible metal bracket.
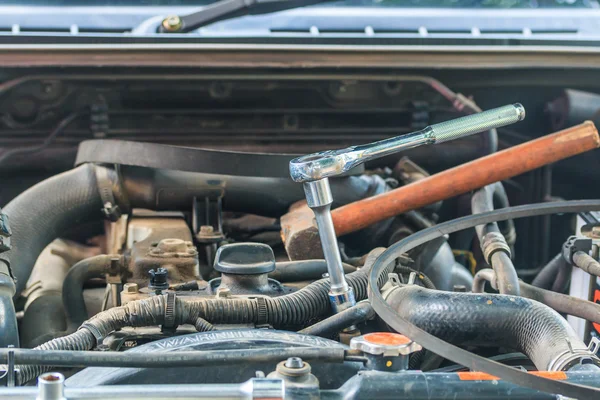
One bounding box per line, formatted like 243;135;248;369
193;195;224;244
95;166;122;222
588;337;600;355
388;273;402;287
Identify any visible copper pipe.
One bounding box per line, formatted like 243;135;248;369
281;122;599;260
332;121;599;236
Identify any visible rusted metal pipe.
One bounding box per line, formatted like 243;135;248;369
281;122;599;260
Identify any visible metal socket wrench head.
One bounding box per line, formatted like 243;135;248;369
289;103;525;183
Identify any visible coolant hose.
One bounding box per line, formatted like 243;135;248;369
0;164;110;297
474;268;600;326
63;255;116;331
472;183;520;295
532;252;570;291
384;284;598;372
472;182;516;246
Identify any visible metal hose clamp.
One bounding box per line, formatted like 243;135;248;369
481;231;512;265
163;292;177;331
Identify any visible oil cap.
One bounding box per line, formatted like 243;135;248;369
350;332;422;371
214;243;276;275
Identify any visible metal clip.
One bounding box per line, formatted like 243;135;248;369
588;336;600;355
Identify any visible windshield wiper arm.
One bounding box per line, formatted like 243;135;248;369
159;0;335;33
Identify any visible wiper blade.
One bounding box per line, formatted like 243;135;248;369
159;0;335;33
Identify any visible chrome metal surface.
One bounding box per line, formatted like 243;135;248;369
329;288;356;313
312;203;350;297
37;373;65;400
303;179;333;208
0;378;285;400
289;103;525;182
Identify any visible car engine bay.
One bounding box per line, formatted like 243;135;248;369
1;68;600;399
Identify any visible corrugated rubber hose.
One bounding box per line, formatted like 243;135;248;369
16;249;394;384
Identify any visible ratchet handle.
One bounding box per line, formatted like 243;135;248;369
432;103;525;144
289;103;525;183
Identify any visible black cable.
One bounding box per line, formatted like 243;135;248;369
0;112;84;167
368;200;600;400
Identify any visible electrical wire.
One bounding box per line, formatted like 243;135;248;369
368;200;600;399
0;112;84;167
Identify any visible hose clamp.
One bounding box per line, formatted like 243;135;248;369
95;166;122;222
256;296;268;326
546;339;600;371
79;323;105;344
481;231;511;265
163;292;177;331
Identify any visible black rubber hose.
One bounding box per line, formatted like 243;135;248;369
194;317;216;332
298;301;374;337
368;200;600;399
0;261;18;347
472;182;516;245
62;255;115;331
474;268;600;325
532;253;567;290
0;164;106;297
572;251;600;277
21;295;66;348
472;183;519;295
489;251;520;295
385;284;595;372
520;281;600;325
269;260;356;282
2;346;345;369
551;255;572;293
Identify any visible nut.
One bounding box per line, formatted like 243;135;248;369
162;15;183;32
199;225;214;236
123;283;139;294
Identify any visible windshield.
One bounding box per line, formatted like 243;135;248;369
3;0;598;7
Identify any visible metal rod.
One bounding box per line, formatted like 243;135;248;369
0;377;284;400
303;179;356;312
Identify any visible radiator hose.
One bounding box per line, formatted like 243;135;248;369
15;251;394;384
0;164;112;297
384;284;599;372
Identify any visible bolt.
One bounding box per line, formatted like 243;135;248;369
216;287;231;298
199;225;214;236
284;357;304;369
156;238;187;253
162;15;183;32
123;283;139;294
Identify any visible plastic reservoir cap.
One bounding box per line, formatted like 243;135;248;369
351;332;422;356
363;332;412;346
214;242;276;275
